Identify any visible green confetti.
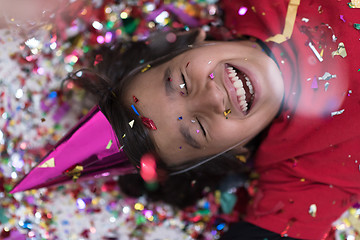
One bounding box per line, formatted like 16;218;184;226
0;207;9;224
354;23;360;30
106;140;113;149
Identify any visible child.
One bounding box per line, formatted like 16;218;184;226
11;0;360;239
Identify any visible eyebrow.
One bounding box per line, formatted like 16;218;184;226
180;125;201;149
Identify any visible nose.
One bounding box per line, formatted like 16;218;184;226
188;80;225;115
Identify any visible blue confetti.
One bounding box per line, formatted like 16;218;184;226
131;104;140;116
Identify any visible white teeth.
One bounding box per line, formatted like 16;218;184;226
227;66;254;113
229;72;236;78
233;79;242;88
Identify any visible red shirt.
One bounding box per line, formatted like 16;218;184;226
221;0;360;239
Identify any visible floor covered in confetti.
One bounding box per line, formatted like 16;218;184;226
0;0;360;239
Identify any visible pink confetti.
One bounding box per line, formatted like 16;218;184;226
238;7;248;15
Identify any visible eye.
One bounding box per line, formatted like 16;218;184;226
196;117;206;137
179;73;188;94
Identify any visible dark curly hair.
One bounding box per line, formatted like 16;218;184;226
67;28;254;208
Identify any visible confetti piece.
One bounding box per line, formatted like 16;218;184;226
308;42;323;62
191;119;196;123
318;72;336;80
209;73;214;79
354;23;360;30
64;165;84;182
324;82;330;91
349;0;360;8
106;140;113;149
311;76;318;89
141;117;157;130
238;6;248;15
332;42;347;58
131;104;140;116
179;83;185;89
140;153;157;182
196;129;200;133
223;109;231;117
94;54;103;66
235;155;246;163
266;0;300;43
132;96;139;103
129;120;135;128
37;158;55;168
309;204;317;217
178;116;183;120
141;64;151;73
331;109;345;117
301;17;309;22
340;15;346;22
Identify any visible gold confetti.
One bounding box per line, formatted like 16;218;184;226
223;109;231;117
266;0;300;43
236;155;247;163
65;165;83;182
309;204;317;217
331;42;347;58
37;158;55;168
141;64;151;73
350;0;360;8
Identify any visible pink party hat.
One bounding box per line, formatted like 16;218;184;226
10;105;136;193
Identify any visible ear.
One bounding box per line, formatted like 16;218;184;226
194;28;206;43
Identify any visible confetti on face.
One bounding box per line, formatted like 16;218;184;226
133;96;139;103
208;61;212;65
178;116;183;120
131;104;140;116
238;6;248;15
179;83;186;89
223;109;231;117
191;119;196;123
209;73;214;79
141;117;157;130
309;204;317;217
196;129;200;133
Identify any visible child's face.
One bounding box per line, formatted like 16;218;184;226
125;40;284;166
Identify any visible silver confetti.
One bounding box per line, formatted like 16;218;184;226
331;109;345;117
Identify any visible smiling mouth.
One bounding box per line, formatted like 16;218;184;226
226;65;255;114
